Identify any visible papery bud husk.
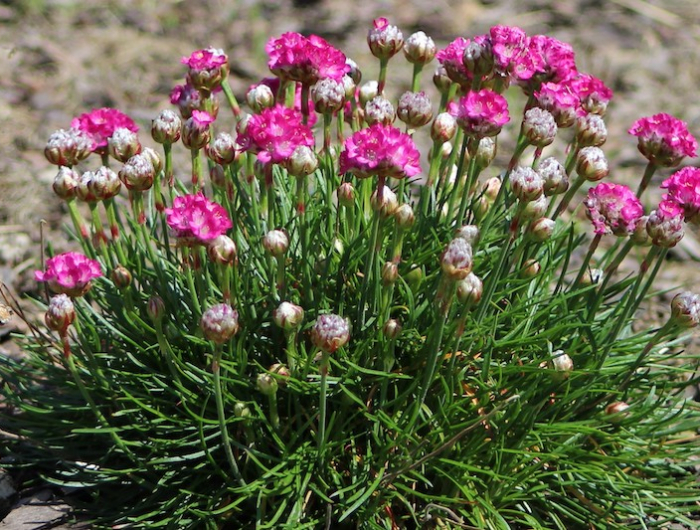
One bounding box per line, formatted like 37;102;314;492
528;217;555;242
547;350;573;381
456;272;483;305
605;401;630;423
207;132;238;165
246;84;275;113
108;127;142;163
286;146;318;178
539;157;568;196
371;186;398;217
152;109;182;144
207;235;237;265
520;259;541;278
262;230;289;256
431;112;457;144
382;318;402;340
523;108;557;148
576;147;609;182
397;91;433;129
575;113;607;147
273;301;304;331
359;81;379;107
45;128;93;166
394;204;415;229
310;313;350;354
338;182;355;206
475;137;497;170
147;296;165;323
441;238;473;281
111;265;132;289
201;303;239;343
365;96;395;125
455;225;480;246
45;294;75;333
670;291;700;328
403;31;436;65
53;166;80;200
381;261;399;285
256;373;279;396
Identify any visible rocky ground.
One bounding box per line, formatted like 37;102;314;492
1;0;700;526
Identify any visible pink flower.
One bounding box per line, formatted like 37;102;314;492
310;313;350;353
647;200;685;247
584;183;644;236
35;252;102;297
266;32;349;84
526;35;577;85
237;104;314;165
436;37;472;86
571;74;613;115
71;108;138;152
339;123;421;179
490;25;529;78
534;81;580;127
448;89;510;138
660;167;700;222
165;193;232;242
628;113;698;167
181;48;229;91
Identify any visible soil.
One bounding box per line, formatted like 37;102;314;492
1;0;700;527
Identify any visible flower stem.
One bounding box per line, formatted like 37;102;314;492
317;351;330;462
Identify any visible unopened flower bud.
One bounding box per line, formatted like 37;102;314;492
77;166;121;202
431;112;457;144
273;301;304;331
670;291;700;328
367;17;404;60
605;401;630;423
371;186;398;217
539;157;568;196
456;272;483;305
210;164;226;188
338;182;355;206
365;96;395;125
246;83;275;113
108;127;142;163
579;268;603;287
151;109;182;144
142;147;163;175
631;216;650;246
576;147;609;182
201;303;239;343
311;313;350;353
397;91;433;129
462;38;494;78
520;258;541;278
262;230;289;256
475;137;497;170
482;176;501;201
182;110;214;150
433;65;452;95
45;128;93;166
548;350;573;381
345;58;362;85
381;318;402;340
455;225;480;246
646;206;684;248
311;78;345;114
441;238;473;281
256;373;278;396
528;217;555;242
119;153;155;191
147;296;165;323
207;132;238;165
403;31;436;65
111;265;132;289
236;113;251;135
381;261;399;285
473;196;491;221
207;235;237;265
233;402;251;418
359;81;379;107
53;166;80;200
286;146;318;178
269;363;291;381
394;204;415;229
510;166;544;202
520;195;548;221
523;107;557;148
45;294;75;333
575;113;607;147
440;142;453;160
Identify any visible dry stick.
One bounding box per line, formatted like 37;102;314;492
382;394;520;486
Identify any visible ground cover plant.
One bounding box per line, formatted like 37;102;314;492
2;17;700;529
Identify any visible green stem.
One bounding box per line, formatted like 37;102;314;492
411;63;423;93
377;58;389;95
220;79;242;119
358;212;381;329
191;148;202;191
318;351;330;461
636;161;657;199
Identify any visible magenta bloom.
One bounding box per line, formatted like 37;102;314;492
339;123;421;179
436;37;473;86
628;113;698;167
237;104;314;165
71;108;138;152
165;193;232;242
647;200;685;247
571;74;613;115
534;81;580;127
490;25;529;77
526;35;577;85
448;89;510;138
35;252;102;297
661;167;700;222
584;183;644;236
181;48;229;91
266;32;349;84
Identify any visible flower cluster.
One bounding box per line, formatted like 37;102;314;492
165;193;232;242
339;123;421;179
35;252;102;297
585;183;644;236
71;108;139;152
266;32;349;84
628;113;697;167
660;166;700;223
448;89;510;138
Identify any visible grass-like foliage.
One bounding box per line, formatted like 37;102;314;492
2;20;700;529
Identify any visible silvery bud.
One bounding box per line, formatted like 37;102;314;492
53;166;80;200
273;302;304;331
45;294;75;333
338;182;355;206
510;166;544;202
455;225;480;246
576;147;609;182
147;296;165;323
365;96;395;125
397;91;433;129
111;265;132;289
345;58;362;85
432;65;452;95
403;31;436;65
575;113;607;147
359;81;379;107
394;204;415;229
474;137;497;170
539;157;568;196
605;401;630;423
311;78;345;114
548;350;573;381
528;217;555;242
431;112;457;144
371;186;398;217
367;18;404;60
77;166;121;202
631;216;650;246
520;259;541;278
441;238;473;281
207;235;237;265
108;127;142;163
520;195;548;221
206;132;238;165
262;230;289;256
523;108;557;148
45;128;93;166
119;153;155;191
456;272;483;305
151;109;182;144
201;304;239;343
310;314;350;353
382;318;402;340
256;373;278;396
286;146;318;178
670;291;700;328
246;83;275;113
381;261;399;285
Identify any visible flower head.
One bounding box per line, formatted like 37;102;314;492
339;123;421;179
310;313;350;353
165;193;232;243
436;37;473;86
35;252;102;297
237;104;314;165
571;73;613;115
670;291;700;328
266;32;349;84
45;294;76;333
660;167;700;222
526;35;577;85
646;200;685;247
628;113;697;167
448;89;510;138
201;304;239;344
534;80;580;127
584;183;644;236
181;48;229;91
490;25;530;80
45;128;94;166
71;108;138;152
367;17;404;60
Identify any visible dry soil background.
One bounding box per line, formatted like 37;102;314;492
1;0;700;527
